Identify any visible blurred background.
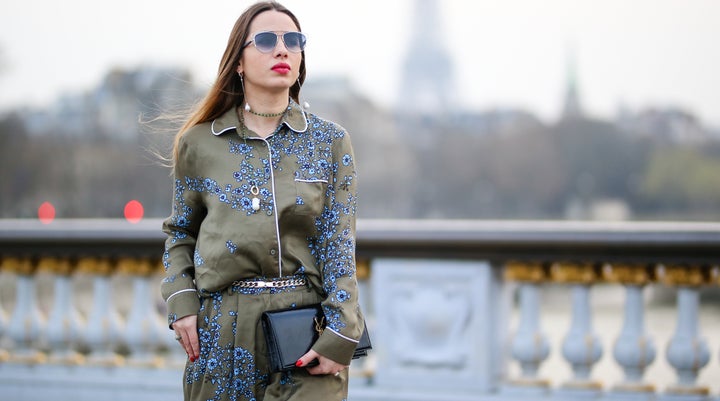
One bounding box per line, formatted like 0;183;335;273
1;0;719;221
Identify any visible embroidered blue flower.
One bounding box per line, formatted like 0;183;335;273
336;289;350;303
194;250;205;266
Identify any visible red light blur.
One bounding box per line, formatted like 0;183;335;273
124;200;144;224
38;202;56;224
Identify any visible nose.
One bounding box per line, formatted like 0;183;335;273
273;35;289;57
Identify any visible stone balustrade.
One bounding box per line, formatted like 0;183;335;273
1;218;719;401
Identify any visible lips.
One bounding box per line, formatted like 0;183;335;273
271;63;291;74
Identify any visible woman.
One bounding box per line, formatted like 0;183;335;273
160;2;364;400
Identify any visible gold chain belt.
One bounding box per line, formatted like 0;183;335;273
231;277;307;289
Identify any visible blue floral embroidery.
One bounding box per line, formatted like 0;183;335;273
194;249;205;267
168;313;178;326
226;240;238;254
185;292;267;400
163;249;171;270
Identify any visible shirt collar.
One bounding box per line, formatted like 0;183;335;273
210;99;308;137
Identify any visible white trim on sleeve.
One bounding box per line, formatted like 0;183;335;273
166;288;197;303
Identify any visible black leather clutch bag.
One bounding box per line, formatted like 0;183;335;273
261;304;372;372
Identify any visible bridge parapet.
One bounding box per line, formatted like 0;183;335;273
0;218;719;400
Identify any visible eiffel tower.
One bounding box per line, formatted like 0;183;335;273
561;46;584;120
397;0;455;115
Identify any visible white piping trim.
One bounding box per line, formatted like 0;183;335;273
294;178;328;184
285;109;309;132
166;288;197;303
211;119;236;136
259;137;284;277
326;327;360;344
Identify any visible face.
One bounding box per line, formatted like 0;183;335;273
237;10;303;96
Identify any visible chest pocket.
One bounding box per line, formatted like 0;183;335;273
294;178;327;216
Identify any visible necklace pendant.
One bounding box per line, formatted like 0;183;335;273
252;197;261;211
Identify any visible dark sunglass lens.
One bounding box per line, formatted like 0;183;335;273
284;32;306;52
254;32;278;52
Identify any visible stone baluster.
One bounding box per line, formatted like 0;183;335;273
118;257;166;368
77;257;125;366
38;257;86;365
503;261;551;395
551;262;603;396
2;257;47;364
657;264;711;399
0;269;8;362
602;263;657;398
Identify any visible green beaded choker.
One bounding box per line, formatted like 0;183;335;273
245;103;287;118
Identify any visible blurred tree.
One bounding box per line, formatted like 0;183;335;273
3;66;720;221
552;118;652;205
639;146;720;218
0;113;30;214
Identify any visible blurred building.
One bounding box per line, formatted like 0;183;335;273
22;66;198;141
397;0;456;116
615;106;708;143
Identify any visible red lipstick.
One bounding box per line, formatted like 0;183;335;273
271;63;291;74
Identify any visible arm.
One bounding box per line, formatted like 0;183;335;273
160;133;205;359
307;127;364;367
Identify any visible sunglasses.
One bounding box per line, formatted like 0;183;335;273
243;31;307;54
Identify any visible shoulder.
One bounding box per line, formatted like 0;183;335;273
305;113;350;141
180;120;215;145
174;120;222;167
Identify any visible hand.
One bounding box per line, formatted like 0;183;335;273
172;314;200;362
295;349;348;376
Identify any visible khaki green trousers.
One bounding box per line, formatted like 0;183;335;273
183;283;349;401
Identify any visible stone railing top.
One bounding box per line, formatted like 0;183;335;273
1;218;719;263
356;219;720;262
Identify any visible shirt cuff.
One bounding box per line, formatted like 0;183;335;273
312;327;359;365
166;289;200;328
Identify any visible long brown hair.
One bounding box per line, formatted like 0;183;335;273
171;1;305;163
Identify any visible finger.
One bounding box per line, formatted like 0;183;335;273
174;330;194;361
179;335;190;359
187;327;200;360
173;332;185;351
306;355;343;376
173;316;199;361
295;349;319;369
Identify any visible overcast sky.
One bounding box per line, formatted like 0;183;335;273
1;0;719;126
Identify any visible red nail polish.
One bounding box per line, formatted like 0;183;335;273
295;359;303;367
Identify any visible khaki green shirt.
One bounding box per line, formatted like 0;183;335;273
161;101;363;364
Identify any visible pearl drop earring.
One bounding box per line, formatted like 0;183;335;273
239;72;251;112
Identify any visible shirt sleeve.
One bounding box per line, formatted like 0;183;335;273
310;127;365;365
160;132;205;328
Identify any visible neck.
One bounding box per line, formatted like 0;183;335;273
245;90;290;116
239;108;283;139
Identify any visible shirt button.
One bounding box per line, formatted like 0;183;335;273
270;249;277;256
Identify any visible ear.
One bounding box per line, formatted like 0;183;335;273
236;62;243;76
